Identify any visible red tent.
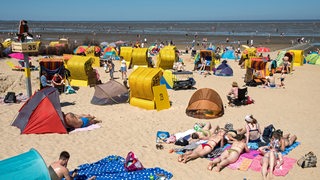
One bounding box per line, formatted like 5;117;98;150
11;87;67;134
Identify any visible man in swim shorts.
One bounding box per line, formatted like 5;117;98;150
63;112;101;129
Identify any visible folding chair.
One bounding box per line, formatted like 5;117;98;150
233;87;248;106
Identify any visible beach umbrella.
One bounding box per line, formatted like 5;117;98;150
73;46;88;54
8;52;30;60
109;42;116;47
103;46;116;53
100;42;109;47
115;40;125;45
94;46;101;53
257;47;270;53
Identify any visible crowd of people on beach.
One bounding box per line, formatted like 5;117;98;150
165;114;297;179
1;19;314;180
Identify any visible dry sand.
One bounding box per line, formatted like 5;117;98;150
0;44;320;180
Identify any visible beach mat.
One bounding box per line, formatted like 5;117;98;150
72;155;173;180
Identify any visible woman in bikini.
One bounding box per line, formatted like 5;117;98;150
191;122;220;140
258;131;284;180
242;114;262;143
207;134;249;172
63;112;101;129
178;129;226;164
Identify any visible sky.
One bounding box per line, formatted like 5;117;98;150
1;0;319;21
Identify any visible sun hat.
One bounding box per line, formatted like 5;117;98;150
245;114;253;123
224;123;234;131
232;81;238;87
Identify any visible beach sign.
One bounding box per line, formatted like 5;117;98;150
11;42;39;53
153;85;170;111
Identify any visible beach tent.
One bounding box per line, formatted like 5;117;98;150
214;60;233;76
0;148;50;180
91;80;129;105
306;53;320;65
186;88;224;119
221;49;236;60
11;87;67;134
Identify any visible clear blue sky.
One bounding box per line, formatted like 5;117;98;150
1;0;319;21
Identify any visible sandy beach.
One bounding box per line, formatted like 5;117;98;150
1;38;320;180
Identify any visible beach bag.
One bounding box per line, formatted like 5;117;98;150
4;92;17;103
124;151;144;172
156;131;170;143
246;96;254;105
262;124;275;143
297;151;317;168
65;85;76;94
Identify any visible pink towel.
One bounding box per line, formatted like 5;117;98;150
249;155;297;176
241;150;260;159
228;156;245;170
228;157;253;171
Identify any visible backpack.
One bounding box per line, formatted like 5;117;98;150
297;151;317;168
4;92;17;103
262;124;275;143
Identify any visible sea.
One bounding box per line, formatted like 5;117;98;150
1;20;320;46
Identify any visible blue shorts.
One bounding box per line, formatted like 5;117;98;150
269;84;276;88
121;67;127;72
81;117;89;128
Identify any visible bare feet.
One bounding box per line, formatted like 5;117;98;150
178;155;184;162
214;164;221;172
207;162;216;171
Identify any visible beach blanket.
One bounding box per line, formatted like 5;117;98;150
69;124;101;133
249;155;297;176
282;141;301;155
71;155;173;180
228;156;253;171
225;142;300;174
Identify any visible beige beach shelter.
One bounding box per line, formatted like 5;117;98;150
186;88;224;119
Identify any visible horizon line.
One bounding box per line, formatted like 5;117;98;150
0;19;320;22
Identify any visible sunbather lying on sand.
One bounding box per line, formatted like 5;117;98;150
207;134;249;172
63;112;101;129
178;128;226;163
191;122;220;140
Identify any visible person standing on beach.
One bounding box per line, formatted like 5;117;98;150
107;60;115;80
120;56;127;80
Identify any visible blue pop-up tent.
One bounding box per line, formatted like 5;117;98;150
214;60;233;76
0;148;50;180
